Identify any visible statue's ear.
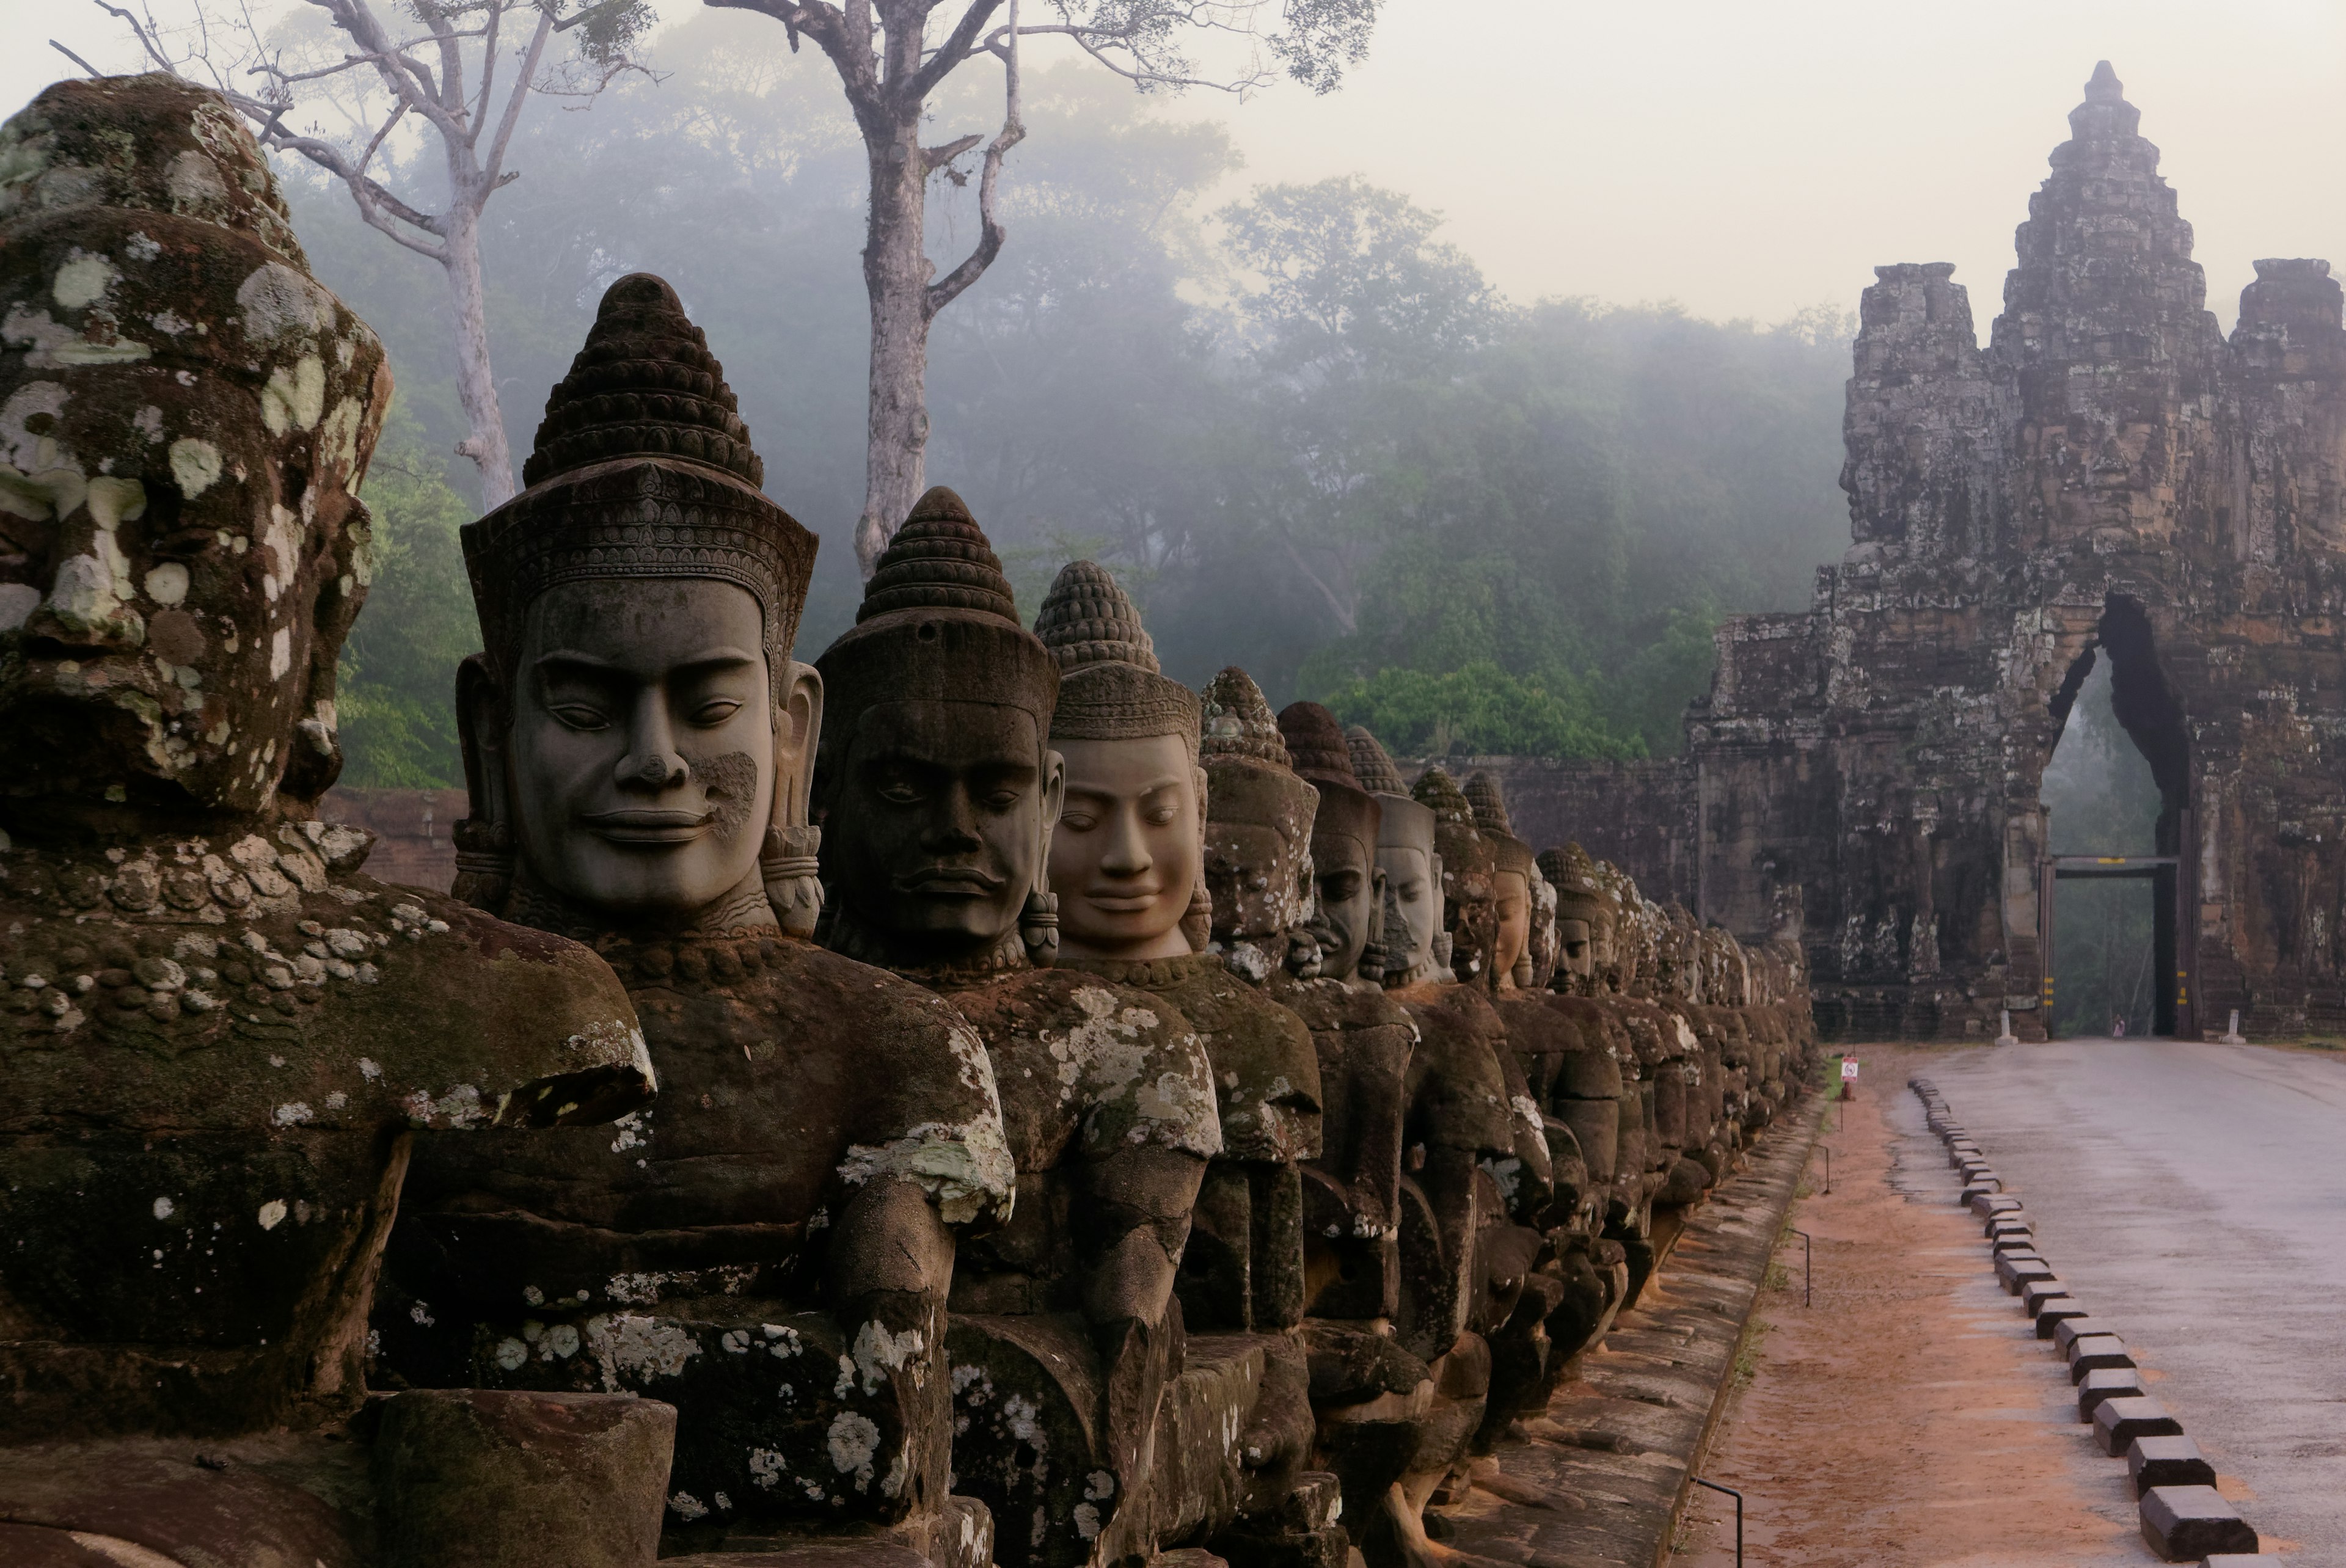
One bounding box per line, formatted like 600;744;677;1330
1038;747;1067;867
771;660;825;833
453;653;514;911
457;654;507;828
763;660;828;939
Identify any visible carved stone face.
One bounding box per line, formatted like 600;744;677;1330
1051;732;1202;961
825;701;1059;961
503;578;774;919
0;190;384;815
1557;916;1595;981
1204;818;1310;945
1375;834;1442;979
1310;830;1379;981
1492;869;1531;989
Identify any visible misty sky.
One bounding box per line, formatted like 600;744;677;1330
11;0;2346;333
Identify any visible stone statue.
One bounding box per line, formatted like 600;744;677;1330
1032;569;1337;1563
1320;742;1537;1566
0;76;660;1566
813;497;1221;1568
1346;727;1444;991
1464;783;1615;1431
1538;844;1602;996
1267;704;1442;1561
1465;773;1537;994
1271;703;1409;1322
382;273;1012;1559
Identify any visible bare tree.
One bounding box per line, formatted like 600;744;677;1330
704;0;1383;577
82;0;654;507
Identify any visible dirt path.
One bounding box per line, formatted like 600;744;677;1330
1671;1047;2153;1567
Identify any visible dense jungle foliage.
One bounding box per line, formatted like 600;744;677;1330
313;14;1854;787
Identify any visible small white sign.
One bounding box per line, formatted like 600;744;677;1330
1840;1059;1860;1080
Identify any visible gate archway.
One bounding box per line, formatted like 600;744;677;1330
2036;597;2194;1038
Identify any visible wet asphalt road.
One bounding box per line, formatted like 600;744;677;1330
1909;1038;2346;1559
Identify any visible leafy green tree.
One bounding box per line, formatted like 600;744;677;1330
1323;662;1639;760
335;415;480;789
275;42;1854;780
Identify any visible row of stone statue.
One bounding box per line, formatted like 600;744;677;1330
0;77;1814;1568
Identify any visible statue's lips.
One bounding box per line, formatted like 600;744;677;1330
896;866;1006;897
1081;888;1165;913
583;808;711;844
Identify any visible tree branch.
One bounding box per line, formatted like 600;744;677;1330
905;0;1001;103
926;0;1023;319
479;7;556;188
923;131;981;170
470;0;502;139
48;40;104;76
89;0;177;73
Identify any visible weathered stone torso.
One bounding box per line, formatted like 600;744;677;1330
1270;973;1415;1321
933;965;1219;1315
389;933;1008;1317
378;931;1012;1536
0;825;650;1440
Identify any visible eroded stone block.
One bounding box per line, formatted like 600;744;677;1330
2126;1434;2216;1495
2139;1485;2256;1561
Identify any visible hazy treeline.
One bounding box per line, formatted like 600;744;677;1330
2040;658;2164;1037
314;14;1854;788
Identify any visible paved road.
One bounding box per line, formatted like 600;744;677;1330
1909;1038;2346;1559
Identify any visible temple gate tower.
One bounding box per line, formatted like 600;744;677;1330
1689;62;2346;1040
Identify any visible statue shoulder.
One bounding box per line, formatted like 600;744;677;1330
956;969;1221;1163
308;872;652;1127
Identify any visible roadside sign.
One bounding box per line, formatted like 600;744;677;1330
1840;1059;1860;1080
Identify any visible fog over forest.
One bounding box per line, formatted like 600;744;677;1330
254;15;1855;788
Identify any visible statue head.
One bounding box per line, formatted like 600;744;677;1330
0;76;389;833
1033;561;1202;963
455;274;820;934
1277;701;1382;983
1345;726;1444;988
1539;843;1604;993
1414;766;1495;984
1466;770;1537;991
1196;668;1318;974
1591;858;1637;993
813;489;1062;975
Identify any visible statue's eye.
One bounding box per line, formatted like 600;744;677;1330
690;698;742;726
550;704;608;731
1060;810;1098;832
982;788;1023;811
878;781;922;804
1144;806;1179;826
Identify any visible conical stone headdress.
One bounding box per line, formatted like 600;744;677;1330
1280;702;1378;862
1415;764;1494;887
815;487;1059;783
1034;561;1200;742
1466;770;1535;878
462;274;815;677
1345;726;1407;799
1199;668;1318;941
1541;842;1606;923
1464;772;1511;838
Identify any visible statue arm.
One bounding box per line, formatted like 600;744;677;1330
1070;1142;1205;1493
827;1172;955;1332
